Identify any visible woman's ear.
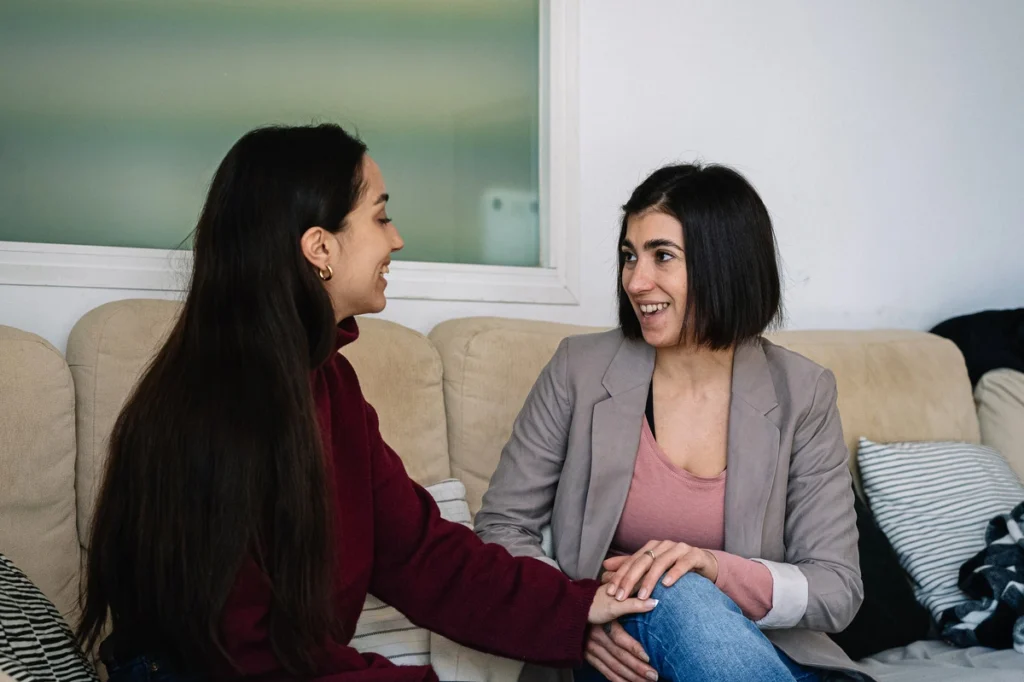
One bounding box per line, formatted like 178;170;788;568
300;226;332;270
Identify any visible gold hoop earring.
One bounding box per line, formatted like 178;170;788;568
318;264;333;282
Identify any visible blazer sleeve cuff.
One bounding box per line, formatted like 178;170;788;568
750;559;808;629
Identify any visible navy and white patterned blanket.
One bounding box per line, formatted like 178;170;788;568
940;500;1024;652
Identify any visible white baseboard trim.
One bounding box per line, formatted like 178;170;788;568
0;241;579;305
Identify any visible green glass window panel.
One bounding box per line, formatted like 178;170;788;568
0;0;541;266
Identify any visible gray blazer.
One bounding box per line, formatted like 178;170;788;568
476;329;866;674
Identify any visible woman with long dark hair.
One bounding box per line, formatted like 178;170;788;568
77;124;656;682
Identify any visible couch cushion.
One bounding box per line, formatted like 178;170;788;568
66;299;180;550
341;318;450;486
858;437;1023;621
430;319;981;515
976;368;1024;480
67;299;449;551
429;318;605;514
0;326;80;620
860;639;1024;680
769;330;981;487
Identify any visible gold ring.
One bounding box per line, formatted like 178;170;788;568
645;549;657;561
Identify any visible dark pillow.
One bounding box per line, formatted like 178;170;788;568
827;487;933;660
930;308;1024;386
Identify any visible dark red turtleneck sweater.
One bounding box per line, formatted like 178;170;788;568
219;318;599;681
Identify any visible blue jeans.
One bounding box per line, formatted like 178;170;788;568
102;655;200;682
100;637;202;682
578;573;821;682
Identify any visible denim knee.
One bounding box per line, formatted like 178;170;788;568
646;571;742;620
620;572;746;640
618;572;794;680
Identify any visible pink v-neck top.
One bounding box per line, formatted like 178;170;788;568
610;417;773;620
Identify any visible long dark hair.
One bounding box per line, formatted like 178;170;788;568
77;124;368;675
617;163;782;349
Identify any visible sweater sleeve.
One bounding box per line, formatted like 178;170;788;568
708;550;774;621
363;401;599;668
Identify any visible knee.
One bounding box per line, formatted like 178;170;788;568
621;574;787;677
624;572;754;646
647;571;740;620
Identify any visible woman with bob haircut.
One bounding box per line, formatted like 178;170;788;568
476;163;864;682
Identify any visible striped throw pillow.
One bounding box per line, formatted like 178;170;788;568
0;554;98;682
350;478;472;667
857;438;1024;621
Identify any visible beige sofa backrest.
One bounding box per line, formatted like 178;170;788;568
975;368;1024;480
0;326;80;619
0;301;986;631
66;300;179;553
429;318;982;514
343;316;450;485
429;318;604;514
765;329;981;463
66;299;451;554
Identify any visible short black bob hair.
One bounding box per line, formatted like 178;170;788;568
617;163;782;350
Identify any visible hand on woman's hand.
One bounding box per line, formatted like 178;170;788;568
585;621;657;682
602;540;718;601
587;588;658;624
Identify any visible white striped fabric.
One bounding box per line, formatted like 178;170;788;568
0;555;98;682
352;594;431;667
428;479;474;530
858;437;1024;621
350;478;473;667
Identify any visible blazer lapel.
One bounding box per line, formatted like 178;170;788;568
577;338;654;579
723;340;782;559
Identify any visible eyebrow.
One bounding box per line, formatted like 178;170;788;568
621;238;684;251
374;193;389;206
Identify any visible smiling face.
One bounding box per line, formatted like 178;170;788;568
328;156;404;317
301;155;405;321
620;209;689;348
617;163;782;350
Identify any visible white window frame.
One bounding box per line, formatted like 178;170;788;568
0;0;581;306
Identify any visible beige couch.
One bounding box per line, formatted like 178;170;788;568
2;299;1023;680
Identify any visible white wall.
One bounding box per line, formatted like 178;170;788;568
577;0;1024;331
0;285;182;354
2;0;1023;352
